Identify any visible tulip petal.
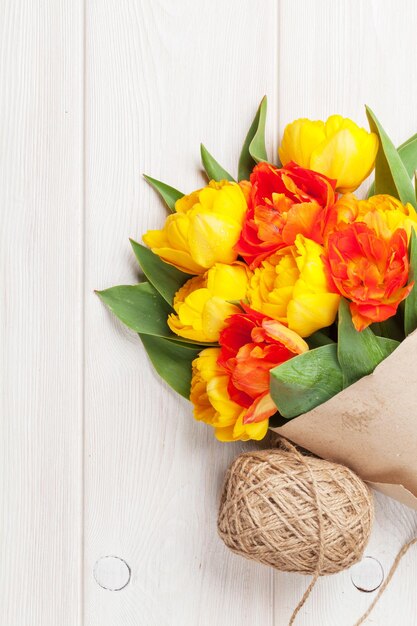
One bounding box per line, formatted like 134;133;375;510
188;212;241;268
206;262;249;300
279;118;325;168
315;128;378;193
261;319;309;354
147;247;206;275
287;293;340;337
201;298;240;343
279;114;378;193
214;425;238;442
232;413;270;441
243;392;277;424
206;376;242;424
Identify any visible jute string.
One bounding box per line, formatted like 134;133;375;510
353;537;417;626
286;440;324;626
218;437;417;625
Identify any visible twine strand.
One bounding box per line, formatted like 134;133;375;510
290;524;417;626
218;439;416;625
218;439;374;623
279;439;324;626
353;538;417;626
288;570;320;626
283;439;417;626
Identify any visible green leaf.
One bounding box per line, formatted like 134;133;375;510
139;334;200;398
130;239;188;304
248;97;268;164
96;282;173;337
338;298;399;387
200;144;235;182
414;171;417;202
143;174;184;212
366;107;416;207
415;171;417;205
238;96;268;180
97;281;215;347
368;133;417;197
405;228;417;336
377;336;401;353
370;316;405;342
398;133;417;178
270;344;343;419
306;330;335;349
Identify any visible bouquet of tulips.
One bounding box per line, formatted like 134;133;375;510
98;98;417;507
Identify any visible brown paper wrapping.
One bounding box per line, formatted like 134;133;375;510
272;329;417;509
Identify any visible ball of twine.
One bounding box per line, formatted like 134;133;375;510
218;439;417;626
218;442;374;577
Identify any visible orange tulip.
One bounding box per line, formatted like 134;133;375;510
326;222;413;330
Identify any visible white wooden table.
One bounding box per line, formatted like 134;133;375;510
2;1;417;624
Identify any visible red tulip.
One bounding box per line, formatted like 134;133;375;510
235;161;337;268
218;306;308;424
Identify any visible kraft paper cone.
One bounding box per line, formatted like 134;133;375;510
272;329;417;510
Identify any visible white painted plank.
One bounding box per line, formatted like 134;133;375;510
84;1;278;624
0;2;84;625
275;1;417;624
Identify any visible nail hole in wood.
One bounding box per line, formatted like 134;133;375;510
93;556;131;591
350;556;384;593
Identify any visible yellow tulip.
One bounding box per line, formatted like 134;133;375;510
247;235;340;337
335;193;417;239
168;262;251;343
190;348;269;441
279;115;378;193
143;180;247;274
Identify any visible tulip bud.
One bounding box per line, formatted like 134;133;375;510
279;115;378;193
248;235;340;337
168;263;251;343
143;180;247;274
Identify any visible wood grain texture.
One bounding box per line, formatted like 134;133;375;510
3;1;417;625
83;1;278;625
274;2;417;624
0;1;84;625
